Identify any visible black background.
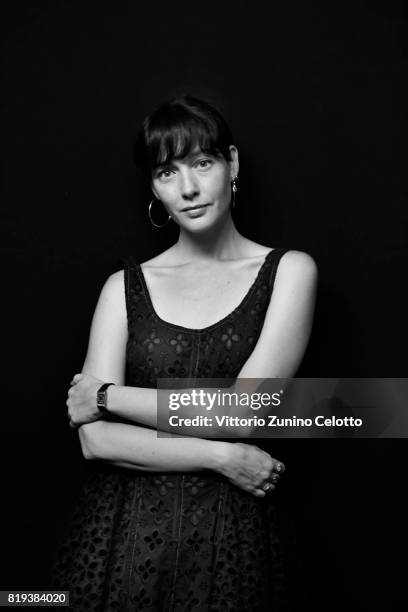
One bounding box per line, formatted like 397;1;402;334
2;1;407;610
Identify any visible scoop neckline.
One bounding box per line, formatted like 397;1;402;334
136;249;276;333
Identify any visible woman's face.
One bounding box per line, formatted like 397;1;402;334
151;145;239;231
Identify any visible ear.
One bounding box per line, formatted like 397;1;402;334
228;145;239;179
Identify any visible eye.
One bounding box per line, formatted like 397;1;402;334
195;159;213;170
156;169;174;181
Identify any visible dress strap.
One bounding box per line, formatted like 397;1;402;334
267;248;290;294
122;255;147;329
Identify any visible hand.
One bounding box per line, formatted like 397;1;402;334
66;372;105;428
217;442;285;498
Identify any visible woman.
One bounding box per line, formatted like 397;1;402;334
55;95;317;611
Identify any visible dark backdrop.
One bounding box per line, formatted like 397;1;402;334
2;1;407;610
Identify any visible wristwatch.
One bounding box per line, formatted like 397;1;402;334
96;382;115;414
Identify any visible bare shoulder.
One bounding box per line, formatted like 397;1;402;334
243;241;318;279
275;250;318;287
99;270;126;307
105;269;125;290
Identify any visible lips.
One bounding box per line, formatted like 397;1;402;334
181;204;210;212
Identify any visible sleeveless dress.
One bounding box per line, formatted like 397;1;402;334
52;248;289;612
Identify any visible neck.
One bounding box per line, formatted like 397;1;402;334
174;212;245;261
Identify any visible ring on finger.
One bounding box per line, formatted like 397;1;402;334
262;481;274;493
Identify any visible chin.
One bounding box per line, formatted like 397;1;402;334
182;219;214;232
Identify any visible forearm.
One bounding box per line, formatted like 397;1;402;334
106;382;285;438
107;384;225;436
79;420;227;473
107;385;158;427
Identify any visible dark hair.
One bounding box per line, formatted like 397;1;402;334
134;95;234;171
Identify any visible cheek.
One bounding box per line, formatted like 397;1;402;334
207;171;230;199
154;183;176;204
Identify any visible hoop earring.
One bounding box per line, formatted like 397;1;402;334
148;199;171;228
231;176;239;209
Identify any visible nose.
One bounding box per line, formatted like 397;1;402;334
180;169;199;201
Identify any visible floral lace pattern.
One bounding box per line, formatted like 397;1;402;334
52;248;289;611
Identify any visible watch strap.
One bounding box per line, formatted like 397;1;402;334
96;382;115;414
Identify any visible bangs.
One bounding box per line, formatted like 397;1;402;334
147;118;221;169
134;95;233;172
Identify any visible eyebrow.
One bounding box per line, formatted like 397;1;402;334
153;161;176;172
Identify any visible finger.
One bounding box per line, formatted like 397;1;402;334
270;473;280;483
259;470;271;483
261;481;276;494
273;461;285;474
253;489;266;498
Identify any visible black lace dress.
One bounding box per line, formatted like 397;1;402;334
52;248;289;611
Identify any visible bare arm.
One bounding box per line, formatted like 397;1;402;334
79;419;282;497
79;420;224;472
235;250;317;378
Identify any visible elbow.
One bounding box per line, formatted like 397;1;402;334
78;422;104;460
